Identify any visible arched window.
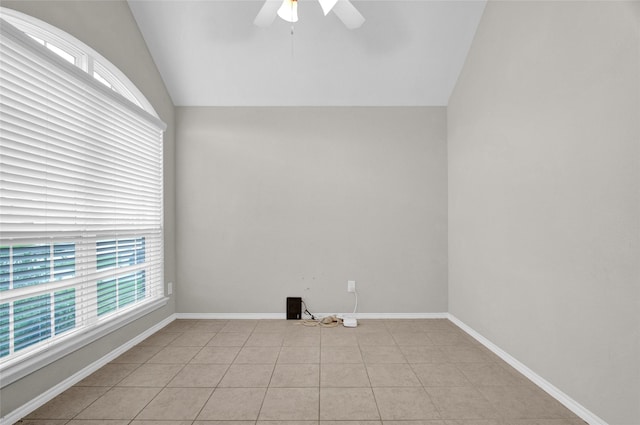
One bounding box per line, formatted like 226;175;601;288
0;8;167;384
0;8;157;115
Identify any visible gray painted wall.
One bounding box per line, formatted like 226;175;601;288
176;107;447;314
448;2;640;423
0;1;176;417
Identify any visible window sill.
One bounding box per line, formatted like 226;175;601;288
0;296;169;388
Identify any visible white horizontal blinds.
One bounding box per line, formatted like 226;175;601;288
0;19;165;366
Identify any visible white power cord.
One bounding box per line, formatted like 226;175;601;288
344;290;358;327
352;290;358;314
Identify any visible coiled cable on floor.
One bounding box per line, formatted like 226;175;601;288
300;299;342;327
301;316;342;328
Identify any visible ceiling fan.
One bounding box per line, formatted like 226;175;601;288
254;0;365;30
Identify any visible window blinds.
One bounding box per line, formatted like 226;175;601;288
0;19;166;368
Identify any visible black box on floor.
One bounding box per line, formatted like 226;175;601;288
286;297;302;320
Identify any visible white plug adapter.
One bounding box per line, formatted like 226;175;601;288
343;316;357;327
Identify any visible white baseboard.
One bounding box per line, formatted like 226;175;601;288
175;312;449;320
448;314;608;425
175;313;286;319
356;312;448;319
1;314;176;425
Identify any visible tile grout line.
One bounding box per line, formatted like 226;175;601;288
192;322;255;422
142;323;199;423
251;325;279;422
184;327;225;423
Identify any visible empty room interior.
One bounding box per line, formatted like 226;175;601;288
0;1;638;425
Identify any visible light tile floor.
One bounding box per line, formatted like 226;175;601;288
22;319;587;425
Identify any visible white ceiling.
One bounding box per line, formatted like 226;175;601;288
128;0;486;106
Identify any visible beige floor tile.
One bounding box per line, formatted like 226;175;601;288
136;388;213;420
366;364;421;387
400;346;449;364
259;388;319;420
357;332;396;346
137;332;181;347
146;346;201;364
322;421;382;425
116;363;183;387
167;363;229;387
234;346;281;364
75;387;160;420
270;364;320;387
246;333;285;347
321;332;359;347
220;320;258;333
373;387;440;420
360;346;406;364
66;420;130;425
411;364;470;387
190;321;227;332
285;326;321;336
196;421;254;425
207;332;250;347
353;320;388;331
321;363;371;387
322;326;355;335
477;386;575;419
162;320;197;332
425;386;501;419
439;346;493;363
278;346;321;363
385;320;428;333
426;331;475;346
191;346;240;364
254;320;297;333
392;332;434;346
218;364;274;387
456;363;528;386
197;388;266;420
169;332;216;347
258;421;318;425
76;363;139;387
413;320;456;332
110;346;162;364
27;387;110;419
320;388;380;420
15;420;69;425
321;346;363;364
443;420;502;425
131;421;193;425
283;334;321;347
384;421;444;425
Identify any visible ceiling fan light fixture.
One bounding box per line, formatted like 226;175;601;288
318;0;339;15
277;0;298;23
256;0;364;29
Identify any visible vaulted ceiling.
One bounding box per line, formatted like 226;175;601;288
128;0;486;106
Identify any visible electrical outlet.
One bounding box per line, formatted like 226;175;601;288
168;282;173;295
347;280;356;293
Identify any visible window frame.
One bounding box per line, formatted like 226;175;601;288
0;8;168;387
0;7;158;116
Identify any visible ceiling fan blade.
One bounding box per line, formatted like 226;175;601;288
318;0;339;16
254;0;282;27
331;0;365;29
